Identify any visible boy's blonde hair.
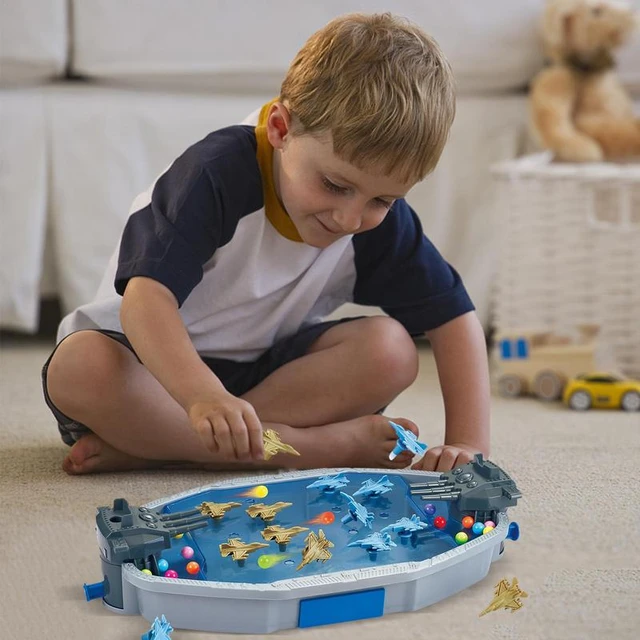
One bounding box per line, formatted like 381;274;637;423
280;13;456;183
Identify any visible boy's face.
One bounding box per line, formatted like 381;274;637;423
267;104;415;248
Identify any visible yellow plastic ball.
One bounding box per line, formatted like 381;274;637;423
255;485;269;498
141;569;152;575
482;526;494;535
174;533;184;539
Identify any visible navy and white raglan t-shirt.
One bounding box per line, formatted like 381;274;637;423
57;101;475;362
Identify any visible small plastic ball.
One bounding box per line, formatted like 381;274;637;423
472;522;485;535
424;503;436;515
461;516;474;529
258;555;274;569
433;516;447;530
174;533;184;540
320;511;335;524
164;570;178;578
484;520;496;529
255;485;269;498
483;526;494;535
455;532;469;545
186;561;200;575
157;559;169;572
181;546;195;560
141;569;152;575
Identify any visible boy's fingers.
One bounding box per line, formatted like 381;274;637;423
213;419;234;459
416;449;439;472
227;413;250;460
435;448;458;472
196;419;217;451
244;411;264;459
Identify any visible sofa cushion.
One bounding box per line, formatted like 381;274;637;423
71;0;550;94
0;0;68;84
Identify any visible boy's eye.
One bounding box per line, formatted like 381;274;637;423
322;178;348;194
323;177;393;209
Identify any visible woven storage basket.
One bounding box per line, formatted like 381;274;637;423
491;153;640;378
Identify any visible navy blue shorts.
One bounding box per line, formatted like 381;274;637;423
42;318;362;446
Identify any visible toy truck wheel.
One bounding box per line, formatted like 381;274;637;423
497;375;526;397
532;371;565;401
568;390;592;411
620;391;640;411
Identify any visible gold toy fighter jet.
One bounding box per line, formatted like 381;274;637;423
262;429;301;460
198;501;242;519
297;529;334;571
261;525;309;548
219;537;269;562
479;577;528;617
245;501;292;522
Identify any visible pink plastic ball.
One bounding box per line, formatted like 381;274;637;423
164;569;179;578
181;546;195;560
484;520;496;529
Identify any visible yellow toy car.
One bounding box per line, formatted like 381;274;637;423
563;373;640;411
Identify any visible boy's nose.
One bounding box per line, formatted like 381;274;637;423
332;205;363;233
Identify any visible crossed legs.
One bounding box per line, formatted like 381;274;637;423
45;317;420;474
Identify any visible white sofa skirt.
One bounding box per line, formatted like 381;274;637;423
0;88;48;331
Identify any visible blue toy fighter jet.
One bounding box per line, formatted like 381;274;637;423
141;615;173;640
348;531;397;552
389;421;428;460
353;475;394;498
339;493;375;529
306;472;350;491
380;514;430;536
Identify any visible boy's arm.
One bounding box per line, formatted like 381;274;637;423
411;311;490;472
120;276;264;460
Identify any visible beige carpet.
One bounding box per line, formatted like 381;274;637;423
1;336;639;640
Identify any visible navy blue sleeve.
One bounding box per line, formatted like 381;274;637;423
352;199;475;334
114;126;261;306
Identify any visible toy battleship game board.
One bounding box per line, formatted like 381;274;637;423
84;455;521;633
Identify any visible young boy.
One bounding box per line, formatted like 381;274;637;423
42;13;490;476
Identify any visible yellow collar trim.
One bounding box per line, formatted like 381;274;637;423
255;100;303;242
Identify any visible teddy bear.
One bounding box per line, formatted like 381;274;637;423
530;0;640;162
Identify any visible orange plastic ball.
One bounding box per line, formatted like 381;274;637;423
461;516;474;529
186;561;200;575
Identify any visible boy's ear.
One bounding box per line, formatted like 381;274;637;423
266;102;291;150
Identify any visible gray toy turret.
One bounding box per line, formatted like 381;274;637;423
409;454;521;522
87;498;210;609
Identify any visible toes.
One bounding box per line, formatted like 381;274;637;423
62;453;93;475
388;417;420;437
68;434;101;465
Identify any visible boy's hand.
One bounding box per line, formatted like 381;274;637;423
188;393;264;461
410;443;479;472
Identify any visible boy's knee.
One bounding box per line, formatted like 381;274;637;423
359;317;419;388
46;331;122;414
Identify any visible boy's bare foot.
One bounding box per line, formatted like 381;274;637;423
278;415;419;470
63;434;191;475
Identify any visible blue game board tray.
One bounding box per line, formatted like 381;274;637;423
85;455;521;633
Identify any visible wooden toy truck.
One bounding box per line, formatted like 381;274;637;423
493;325;601;401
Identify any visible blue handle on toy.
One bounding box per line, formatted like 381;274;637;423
507;522;520;541
83;580;105;601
